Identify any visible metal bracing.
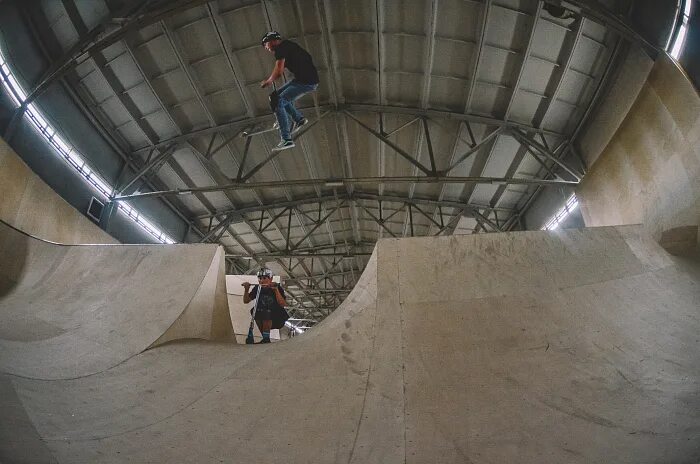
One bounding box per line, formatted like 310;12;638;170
130;104;568;156
395;0;440;239
227;251;371;259
112;175;577;201
237;112;330;182
445;127;502;173
465;0;492;114
55;1;334;311
511;34;624;231
194;192;514;223
490;13;588;231
503;1;544;120
509;129;582;181
205;2;255;119
534;18;586;129
22;0;215;106
343;110;434;176
117;144;177;195
373;0;387;239
19;3;234;267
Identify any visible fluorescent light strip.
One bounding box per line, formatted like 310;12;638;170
542;194;579;231
0;47;176;245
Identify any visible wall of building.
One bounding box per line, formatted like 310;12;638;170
630;0;682;48
577;54;700;244
0;1;191;245
0;136;117;244
576;44;655;169
523;41;656;231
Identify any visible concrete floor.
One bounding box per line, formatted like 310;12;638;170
2;224;700;463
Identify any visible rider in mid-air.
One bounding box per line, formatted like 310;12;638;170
260;31;320;152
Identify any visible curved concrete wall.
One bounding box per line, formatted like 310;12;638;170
578;54;700;247
4;227;700;462
0;221;233;380
0;136;117;244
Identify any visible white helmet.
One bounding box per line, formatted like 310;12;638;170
257;267;273;279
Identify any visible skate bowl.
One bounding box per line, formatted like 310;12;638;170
2;225;700;463
0;220;233;380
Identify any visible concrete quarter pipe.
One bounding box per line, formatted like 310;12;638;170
1;224;700;463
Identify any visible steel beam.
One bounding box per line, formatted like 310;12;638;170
504;1;543;120
130;104;568;156
226;252;371;259
343;110;434;176
113;175;578;201
23;0;213;106
465;0;492;112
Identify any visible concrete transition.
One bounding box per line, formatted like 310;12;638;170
1;224;700;463
0;220;233;380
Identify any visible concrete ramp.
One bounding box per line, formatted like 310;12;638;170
0;220;233;380
2;225;700;463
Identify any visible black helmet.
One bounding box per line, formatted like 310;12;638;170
261;31;282;46
257;267;273;279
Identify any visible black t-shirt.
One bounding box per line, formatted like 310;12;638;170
274;40;319;85
249;285;286;311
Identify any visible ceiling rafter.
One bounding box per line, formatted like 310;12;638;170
22;0;216;106
130;104;567;156
374;0;387;239
112;174;577;202
20;2;219;253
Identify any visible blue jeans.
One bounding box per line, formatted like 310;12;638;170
274;80;317;141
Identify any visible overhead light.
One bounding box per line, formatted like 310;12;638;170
325;181;344;187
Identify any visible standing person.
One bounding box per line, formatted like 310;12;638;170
260;31;319;152
242;267;288;344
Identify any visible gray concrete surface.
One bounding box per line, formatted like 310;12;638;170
578;54;700;242
2;225;700;463
0;220;233;380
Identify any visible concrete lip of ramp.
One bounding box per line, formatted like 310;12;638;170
2;225;700;463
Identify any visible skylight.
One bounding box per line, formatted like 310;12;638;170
0;47;176;245
542;194;579;231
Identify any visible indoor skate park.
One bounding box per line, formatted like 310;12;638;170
0;0;699;462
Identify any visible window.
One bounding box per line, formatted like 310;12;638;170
542;194;579;231
0;46;176;245
669;0;693;59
